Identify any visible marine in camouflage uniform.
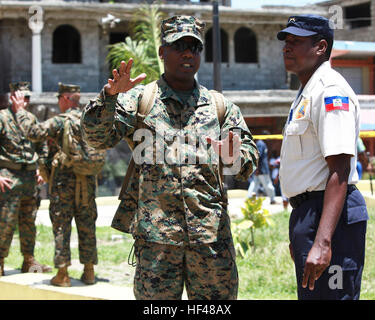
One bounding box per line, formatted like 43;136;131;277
0;82;52;277
15;83;98;287
82;16;259;300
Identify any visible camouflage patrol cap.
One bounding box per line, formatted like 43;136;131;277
56;82;81;97
161;15;205;45
9;81;32;97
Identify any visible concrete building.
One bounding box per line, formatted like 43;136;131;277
0;0;325;126
0;0;316;94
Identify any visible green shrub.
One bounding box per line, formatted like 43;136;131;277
232;197;274;257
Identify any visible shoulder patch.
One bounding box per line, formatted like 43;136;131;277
324;96;349;112
295;98;309;119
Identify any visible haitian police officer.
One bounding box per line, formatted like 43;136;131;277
278;15;369;300
81;15;258;300
0;82;51;276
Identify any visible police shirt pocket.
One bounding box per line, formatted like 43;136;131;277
285;120;312;160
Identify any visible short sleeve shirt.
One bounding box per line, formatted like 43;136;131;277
279;61;360;198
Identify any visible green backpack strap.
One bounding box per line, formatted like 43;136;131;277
210;90;227;196
118;81;159;200
62;118;71;156
48;113;74;195
57;112;75;156
210;90;226;127
138;80;159;121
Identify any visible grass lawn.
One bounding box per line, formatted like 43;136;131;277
3;205;375;300
237;207;375;300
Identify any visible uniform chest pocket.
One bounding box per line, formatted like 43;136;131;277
285;120;316;160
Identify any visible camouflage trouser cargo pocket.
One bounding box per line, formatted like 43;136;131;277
133;240;238;300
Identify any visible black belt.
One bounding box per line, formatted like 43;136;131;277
289;185;357;209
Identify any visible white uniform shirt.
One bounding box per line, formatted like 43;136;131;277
279;61;360;198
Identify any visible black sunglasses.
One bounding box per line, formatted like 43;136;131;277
166;39;203;54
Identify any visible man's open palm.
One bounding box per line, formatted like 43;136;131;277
10;90;26;113
0;176;13;192
104;59;147;96
206;131;241;165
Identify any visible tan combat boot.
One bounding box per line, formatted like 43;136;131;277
0;257;4;277
80;263;96;285
21;254;52;273
50;266;71;287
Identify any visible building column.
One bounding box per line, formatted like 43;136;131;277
28;6;44;93
228;27;235;65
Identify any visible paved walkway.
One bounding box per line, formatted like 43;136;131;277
35;192;288;227
3;192;285;301
4;185;373;300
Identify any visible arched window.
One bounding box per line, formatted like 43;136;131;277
205;28;228;63
52;25;81;63
109;32;129;45
234;27;257;63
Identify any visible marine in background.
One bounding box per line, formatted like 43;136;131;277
0;81;52;277
13;83;104;287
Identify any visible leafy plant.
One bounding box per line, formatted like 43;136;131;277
106;2;165;83
232;197;274;257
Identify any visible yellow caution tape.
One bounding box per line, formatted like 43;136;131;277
359;131;375;138
254;131;375;140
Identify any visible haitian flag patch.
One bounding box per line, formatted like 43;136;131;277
324;96;349;112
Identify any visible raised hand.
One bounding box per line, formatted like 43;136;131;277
104;59;147;96
0;176;13;192
36;169;45;185
10;90;26;113
206;131;241;165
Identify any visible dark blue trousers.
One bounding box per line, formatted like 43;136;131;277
289;186;368;300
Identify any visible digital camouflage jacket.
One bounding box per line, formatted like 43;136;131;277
82;76;259;245
0;106;48;166
17;108;81;171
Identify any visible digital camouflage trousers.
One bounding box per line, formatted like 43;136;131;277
0;168;39;258
49;170;98;268
133;239;238;300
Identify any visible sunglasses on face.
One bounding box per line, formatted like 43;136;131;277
167;40;203;54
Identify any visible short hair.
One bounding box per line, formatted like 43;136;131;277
311;34;333;60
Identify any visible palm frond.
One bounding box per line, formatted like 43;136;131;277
105;2;165;83
106;37;160;82
133;3;165;75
